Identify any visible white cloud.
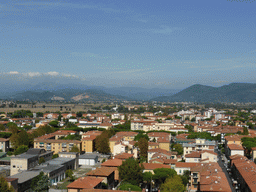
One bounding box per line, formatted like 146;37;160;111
9;71;19;74
26;72;41;77
45;71;59;76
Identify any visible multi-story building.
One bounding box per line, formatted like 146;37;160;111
183;139;216;156
10;148;53;176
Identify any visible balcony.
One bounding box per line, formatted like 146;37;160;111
62;143;67;148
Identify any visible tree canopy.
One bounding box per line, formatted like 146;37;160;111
160;175;185;192
118;158;144;186
153;168;177;185
0;177;14;192
31;172;50;192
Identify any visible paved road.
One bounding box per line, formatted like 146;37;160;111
217;150;236;192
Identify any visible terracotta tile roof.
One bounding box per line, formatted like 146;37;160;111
82;135;97;141
101;158;123;167
67;177;103;189
147;132;170;137
227;144;244;150
175;162;201;168
185;150;217;158
86;167;116;177
142;163;170;170
99;122;113;127
231;156;256;191
114;153;133;160
115;131;138;137
148;148;177;156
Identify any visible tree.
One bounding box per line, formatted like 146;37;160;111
160;175;185;192
243;127;249;135
52;154;59;159
118;183;142;191
0;177;14;192
137;138;148;159
65;169;75;181
76;111;83;118
180;170;190;186
96;137;110;154
171;143;183;155
14;145;28;155
70;145;80;153
153;168;177;185
134;133;149;141
58;114;62;121
39;157;45;164
49;120;59;128
0;124;5;131
118;158;144;186
31;172;50;192
36;112;43;117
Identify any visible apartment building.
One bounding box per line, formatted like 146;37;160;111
184;150;218;163
183;139;216;156
189;163;231;192
81;131;102;153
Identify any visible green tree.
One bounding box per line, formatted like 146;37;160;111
52;154;59;159
70;145;80;153
243;127;249;135
153;168;177;185
76;111;83;118
39;157;45;164
180;170;190;186
118;158;144;186
49;120;59;128
65;169;75;181
31;172;50;192
0;124;5;131
0;177;14;192
161;175;185;192
96;137;110;154
171;143;183;155
137;137;148;160
134;133;149;141
14;145;29;155
118;183;142;191
36;112;43;117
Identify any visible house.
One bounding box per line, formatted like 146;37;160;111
86;167;116;189
174;162;200;175
226;144;244;158
101;158;123;182
147;148;177;162
67;177;103;192
185;150;218;163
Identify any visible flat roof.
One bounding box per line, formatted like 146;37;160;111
79;154;98;159
8;171;40;183
46;157;75;165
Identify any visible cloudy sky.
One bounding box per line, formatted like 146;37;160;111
1;0;256;89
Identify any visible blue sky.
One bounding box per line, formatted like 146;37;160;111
1;0;256;89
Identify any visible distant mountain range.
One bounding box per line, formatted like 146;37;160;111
0;74;255;103
151;83;256;103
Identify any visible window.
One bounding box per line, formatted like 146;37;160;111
17;165;19;168
20;165;22;168
13;165;16;168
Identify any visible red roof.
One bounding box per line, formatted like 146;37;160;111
101;158;123;167
67;177;103;189
142;163;170;170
